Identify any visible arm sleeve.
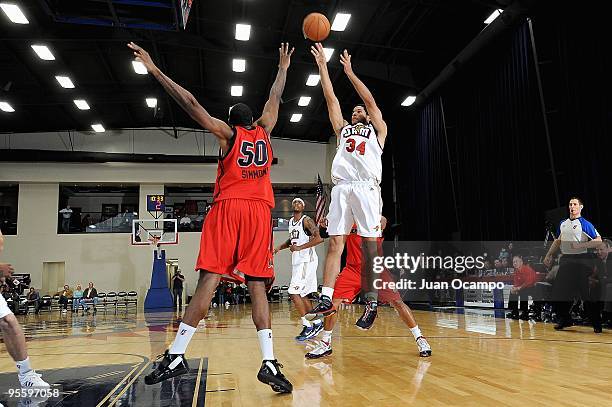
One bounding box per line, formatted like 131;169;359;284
319;226;329;239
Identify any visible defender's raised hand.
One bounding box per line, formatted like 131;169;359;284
339;49;353;74
278;42;295;70
310;43;327;66
127;42;157;73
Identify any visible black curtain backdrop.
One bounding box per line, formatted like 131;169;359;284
388;8;612;241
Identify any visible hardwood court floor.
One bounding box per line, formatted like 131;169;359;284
0;303;610;406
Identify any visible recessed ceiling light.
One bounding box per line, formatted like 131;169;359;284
323;48;334;62
484;9;502;25
31;45;55;61
132;61;147;75
290;113;302;123
0;3;28;24
401;96;416;106
91;124;105;133
0;101;15;112
232;58;246;72
331;13;351;31
55;75;75;88
73;99;90;110
145;98;157;108
298;96;311;107
231;85;243;97
306;74;320;87
235;24;251;41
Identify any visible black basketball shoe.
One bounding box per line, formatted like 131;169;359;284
306;295;336;320
257;359;293;393
144;350;190;385
355;301;378;330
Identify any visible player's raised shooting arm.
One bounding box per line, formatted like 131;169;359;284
256;43;294;135
311;43;348;140
299;217;324;249
340;50;388;143
127;42;233;146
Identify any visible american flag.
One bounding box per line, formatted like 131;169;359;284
315;174;327;224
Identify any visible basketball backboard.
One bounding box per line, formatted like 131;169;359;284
131;219;178;246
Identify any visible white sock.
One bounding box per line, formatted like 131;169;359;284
169;322;197;354
321;330;333;343
16;358;32;375
301;316;312;327
257;329;275;361
321;286;334;299
410;326;422;340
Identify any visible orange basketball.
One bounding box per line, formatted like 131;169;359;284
302;13;330;42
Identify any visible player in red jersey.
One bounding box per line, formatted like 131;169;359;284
128;42;294;393
305;217;432;359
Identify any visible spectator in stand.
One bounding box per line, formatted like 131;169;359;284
507;255;538;320
507;242;514;260
26;287;41;314
494;259;502;269
82;282;98;313
501;257;510;269
594;239;611;325
56;284;72;313
72;284;83;312
172;269;185;311
59;206;73;233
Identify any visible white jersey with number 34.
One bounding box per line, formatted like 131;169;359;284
331;122;383;185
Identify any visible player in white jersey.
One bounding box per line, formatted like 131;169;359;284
274;198;324;340
308;43;388;330
0;229;50;390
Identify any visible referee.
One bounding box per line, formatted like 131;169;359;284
544;197;603;333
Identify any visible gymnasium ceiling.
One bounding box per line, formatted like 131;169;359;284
1;0;510;142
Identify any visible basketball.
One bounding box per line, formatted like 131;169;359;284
303;12;331;42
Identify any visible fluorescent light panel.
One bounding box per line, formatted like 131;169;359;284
91;124;105;133
298;96;311;107
146;98;157;108
232;58;246;72
0;3;28;24
290;113;302;122
231;85;243;96
235;24;251;41
331;13;351;31
73;99;90;110
31;45;55;60
484;9;502;24
55;75;74;88
132;61;147;74
306;74;320;87
0;101;15;112
401;96;416;106
323;48;334;62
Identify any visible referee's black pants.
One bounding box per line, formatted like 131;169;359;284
553;255;601;327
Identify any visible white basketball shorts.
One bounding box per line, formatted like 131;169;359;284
0;295;13;319
327;180;383;238
288;260;319;297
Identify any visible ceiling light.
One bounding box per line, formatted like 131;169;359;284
290;113;302;123
235;24;251;41
31;45;55;61
331;13;351;31
232;58;246;72
401;96;416;107
132;61;147;75
0;3;28;24
484;9;502;25
91;124;105;133
298;96;311;107
231;85;243;97
73;99;90;110
323;48;334;62
55;75;75;88
306;74;320;87
146;98;157;108
0;101;15;112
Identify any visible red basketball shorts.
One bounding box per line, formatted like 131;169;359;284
195;199;274;282
333;266;401;303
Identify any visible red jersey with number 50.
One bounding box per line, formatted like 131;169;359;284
332;122;383;185
213;125;274;208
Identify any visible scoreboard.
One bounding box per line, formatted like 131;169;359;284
147;195;165;212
